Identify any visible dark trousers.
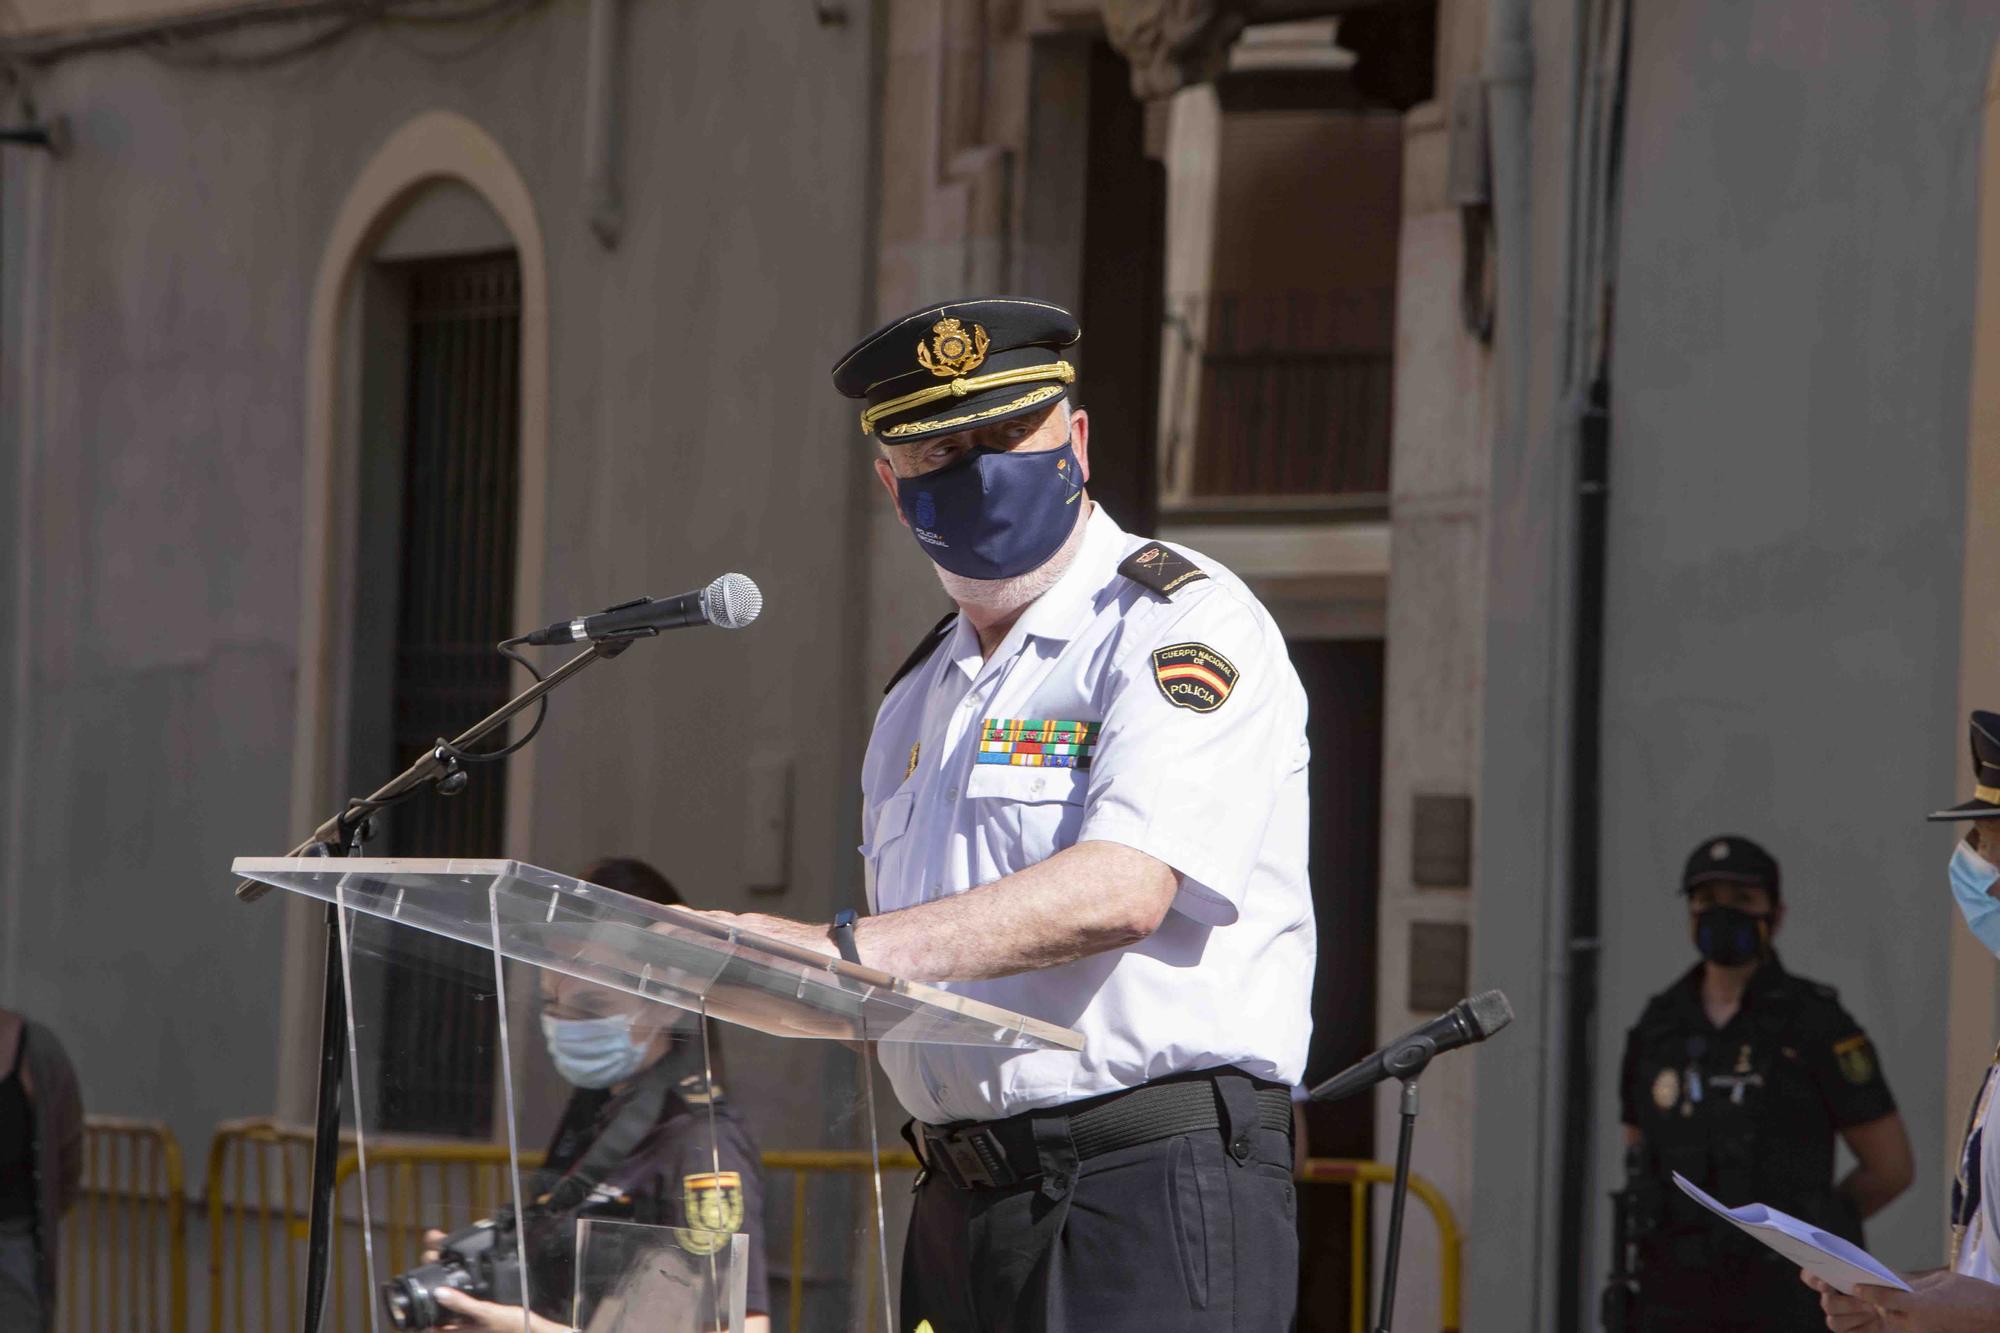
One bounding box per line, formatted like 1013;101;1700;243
1636;1245;1828;1333
899;1090;1298;1332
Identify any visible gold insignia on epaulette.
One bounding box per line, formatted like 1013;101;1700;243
916;317;989;377
1833;1034;1877;1086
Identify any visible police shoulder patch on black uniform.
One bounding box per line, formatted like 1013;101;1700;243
1118;543;1208;599
884;611;957;695
680;1170;745;1254
1152;642;1239;712
1833;1033;1878;1086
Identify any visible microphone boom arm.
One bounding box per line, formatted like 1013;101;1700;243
232;638;626;901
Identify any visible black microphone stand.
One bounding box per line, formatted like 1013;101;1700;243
234;635;636;1333
1309;1034;1437;1333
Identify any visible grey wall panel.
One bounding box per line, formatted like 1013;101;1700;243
0;0;877;1177
1597;0;1997;1279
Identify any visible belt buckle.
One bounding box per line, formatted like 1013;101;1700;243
931;1125;1017;1190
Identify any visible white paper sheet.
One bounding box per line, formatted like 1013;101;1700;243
1671;1172;1911;1296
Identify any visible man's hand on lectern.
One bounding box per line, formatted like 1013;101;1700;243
687;910;841;961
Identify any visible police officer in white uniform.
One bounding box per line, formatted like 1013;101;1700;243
708;297;1314;1331
1805;711;2000;1330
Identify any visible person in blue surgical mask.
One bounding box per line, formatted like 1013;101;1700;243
425;858;770;1333
1805;712;2000;1331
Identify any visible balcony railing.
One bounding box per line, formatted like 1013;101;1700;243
1159;290;1394;515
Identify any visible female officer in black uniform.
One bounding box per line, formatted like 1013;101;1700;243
429;859;770;1332
1616;835;1913;1332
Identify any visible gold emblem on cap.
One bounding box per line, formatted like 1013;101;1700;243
916;316;990;378
1709;840;1730;860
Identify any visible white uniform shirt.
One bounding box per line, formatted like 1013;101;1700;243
859;504;1315;1125
1954;844;2000;1281
1955;1060;2000;1282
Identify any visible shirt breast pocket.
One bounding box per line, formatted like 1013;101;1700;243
964;764;1090;871
860;789;917;909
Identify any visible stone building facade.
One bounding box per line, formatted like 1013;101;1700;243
9;1;2000;1330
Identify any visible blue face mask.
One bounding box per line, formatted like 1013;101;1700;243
1951;840;2000;955
895;436;1086;580
539;1012;652;1089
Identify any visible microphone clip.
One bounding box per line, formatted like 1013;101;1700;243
1381;1035;1438;1084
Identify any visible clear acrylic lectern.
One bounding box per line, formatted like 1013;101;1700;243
235;857;1083;1333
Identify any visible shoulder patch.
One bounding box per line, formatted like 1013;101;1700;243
1152;642;1239;712
884;611;957;696
1118;543;1209;599
679;1170;745;1252
1832;1033;1878;1086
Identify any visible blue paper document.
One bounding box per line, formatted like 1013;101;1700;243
1671;1172;1910;1296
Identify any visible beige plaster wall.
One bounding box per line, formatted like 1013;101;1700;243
1370;2;1492;1327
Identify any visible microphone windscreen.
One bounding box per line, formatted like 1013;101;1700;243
704;573;763;629
1467;989;1514;1038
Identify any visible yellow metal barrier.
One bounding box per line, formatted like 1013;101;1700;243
58;1114;187;1333
204;1120;546;1333
204;1117;319;1333
327;1139;541;1329
1300;1157;1463;1333
211;1135;1462;1331
208;1129;920;1331
762;1148;920;1332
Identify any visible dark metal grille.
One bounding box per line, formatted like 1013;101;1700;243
1188;292;1393;499
374;249;522;1136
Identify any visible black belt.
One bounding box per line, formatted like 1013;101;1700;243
913;1069;1292;1191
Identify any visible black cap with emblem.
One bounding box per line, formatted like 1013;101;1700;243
831;297;1080;443
1681;834;1781;904
1929;710;2000;821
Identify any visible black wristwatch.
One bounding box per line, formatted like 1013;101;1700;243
830;909;863;965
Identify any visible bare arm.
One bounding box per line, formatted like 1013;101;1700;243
1838;1112;1914;1219
713;839;1180;982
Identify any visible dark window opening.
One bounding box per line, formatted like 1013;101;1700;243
366;248;523;1137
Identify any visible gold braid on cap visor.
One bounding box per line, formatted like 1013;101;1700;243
860;361;1076;437
1979;783;2000;804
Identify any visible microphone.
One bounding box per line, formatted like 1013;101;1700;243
522;573;763;645
1308;989;1513;1104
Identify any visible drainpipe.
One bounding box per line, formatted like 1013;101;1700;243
1484;0;1629;1323
1483;0;1568;1324
582;0;623;248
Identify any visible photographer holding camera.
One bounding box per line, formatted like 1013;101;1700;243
410;859;770;1333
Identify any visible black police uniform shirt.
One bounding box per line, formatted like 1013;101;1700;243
1619;955;1895;1244
531;1075;769;1317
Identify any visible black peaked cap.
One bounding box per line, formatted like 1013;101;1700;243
831;297;1080;443
1681;834;1781;902
1929;710;2000;821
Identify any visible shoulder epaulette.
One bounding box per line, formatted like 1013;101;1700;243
1117;543;1209;599
884;611;958;695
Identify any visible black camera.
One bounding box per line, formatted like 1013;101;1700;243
381;1211;525;1330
